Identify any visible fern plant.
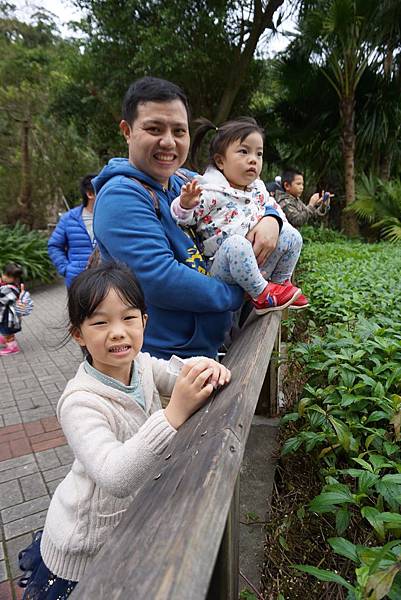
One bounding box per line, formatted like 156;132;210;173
348;174;401;241
0;223;56;283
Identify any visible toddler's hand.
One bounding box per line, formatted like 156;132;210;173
180;180;202;209
165;359;231;429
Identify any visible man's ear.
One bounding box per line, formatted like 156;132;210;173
71;327;85;347
119;120;131;142
214;154;224;170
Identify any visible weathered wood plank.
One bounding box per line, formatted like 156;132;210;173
71;311;281;600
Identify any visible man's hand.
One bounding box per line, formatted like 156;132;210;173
180;180;202;209
246;217;279;266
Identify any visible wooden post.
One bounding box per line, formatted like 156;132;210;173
256;319;281;417
206;475;240;600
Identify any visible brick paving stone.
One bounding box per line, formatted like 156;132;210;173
2;496;50;524
4;510;47;540
42;464;70;483
19;473;47;502
54;445;74;465
34;449;60;471
0;563;7;584
0;580;12;600
4;533;32;580
31;436;66;453
0;445;11;463
20;406;54;423
30;430;63;446
0;480;22;511
46;477;63;496
0;545;3;560
23;422;44;437
41;417;59;432
3;414;22;427
0;463;38;485
9;438;31;459
0;455;34;473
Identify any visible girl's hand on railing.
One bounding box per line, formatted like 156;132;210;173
165;359;231;429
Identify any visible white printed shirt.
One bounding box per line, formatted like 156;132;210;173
170;167;287;258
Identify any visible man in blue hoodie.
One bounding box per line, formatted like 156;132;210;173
93;77;283;359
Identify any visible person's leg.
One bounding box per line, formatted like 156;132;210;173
209;235;267;298
262;222;303;283
209;235;300;314
0;333;20;355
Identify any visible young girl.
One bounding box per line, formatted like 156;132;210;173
170;117;309;313
0;263;33;355
18;262;230;599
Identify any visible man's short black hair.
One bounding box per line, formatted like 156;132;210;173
281;168;303;187
122;76;190;125
80;173;97;207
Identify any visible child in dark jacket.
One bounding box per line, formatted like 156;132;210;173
0;263;33;356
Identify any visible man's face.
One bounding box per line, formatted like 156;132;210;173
120;100;190;187
285;174;304;199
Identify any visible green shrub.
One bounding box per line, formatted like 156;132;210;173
0;223;56;283
283;239;401;599
300;224;349;244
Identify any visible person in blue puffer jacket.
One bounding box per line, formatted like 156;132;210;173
48;174;97;287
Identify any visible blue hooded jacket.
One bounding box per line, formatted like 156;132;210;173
48;206;95;288
93;158;282;359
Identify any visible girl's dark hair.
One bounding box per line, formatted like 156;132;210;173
67;262;147;337
3;262;23;283
190;117;265;171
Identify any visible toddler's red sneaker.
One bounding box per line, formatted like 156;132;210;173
282;280;310;310
289;293;310;309
252;282;301;315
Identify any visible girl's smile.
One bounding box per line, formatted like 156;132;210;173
72;288;147;385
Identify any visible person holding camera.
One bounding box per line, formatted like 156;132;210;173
274;168;331;229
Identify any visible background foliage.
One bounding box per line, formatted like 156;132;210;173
1;0;399;232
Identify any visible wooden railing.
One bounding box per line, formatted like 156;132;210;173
71;311;282;599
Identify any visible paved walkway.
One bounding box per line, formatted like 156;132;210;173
0;282;82;600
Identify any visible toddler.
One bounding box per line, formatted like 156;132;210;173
170;118;308;313
0;263;33;356
18;262;229;599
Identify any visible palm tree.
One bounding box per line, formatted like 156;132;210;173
296;0;383;235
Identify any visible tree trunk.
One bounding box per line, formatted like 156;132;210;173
340;95;359;237
214;0;285;123
17;119;33;226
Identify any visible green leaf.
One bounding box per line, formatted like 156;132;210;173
293;565;355;592
361;507;385;541
328;416;351;451
365;564;401;600
281;412;299;424
353;457;373;472
281;436;302;456
380;512;401;527
328;537;358;562
336;507;350;535
310;489;355;513
359;471;380;493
